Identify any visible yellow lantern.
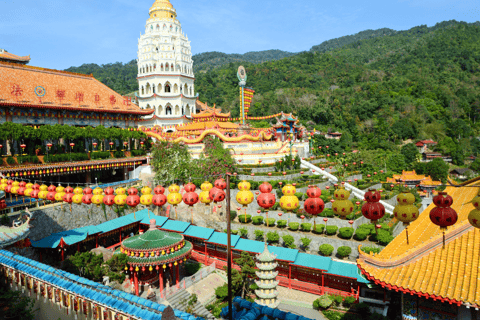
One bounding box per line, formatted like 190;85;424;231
114;194;127;206
393;191;420;244
162;250;165;255
140;252;144;258
140;187;153;206
332;187;354;219
199;190;212;206
12;181;19;187
238;180;251;191
54;191;65;202
279;184;299;212
73;187;83;195
200;181;213;192
39;184;48;192
149;266;153;272
38;190;48;200
115;187;126;195
72;190;83;205
236;181;254;223
167;184;182;219
11;185;19;195
93;188;103;195
0;181;7;191
163;264;166;269
92;193;104;206
333;187;350;200
135;266;139;272
468;209;480;229
25;182;33;190
24;185;34;197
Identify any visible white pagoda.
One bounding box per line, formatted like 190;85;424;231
137;0;197;130
255;243;280;308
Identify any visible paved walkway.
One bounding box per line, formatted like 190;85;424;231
278;302;327;320
185;273;226;304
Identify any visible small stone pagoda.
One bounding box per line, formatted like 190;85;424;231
255;243;280;308
119;219;192;297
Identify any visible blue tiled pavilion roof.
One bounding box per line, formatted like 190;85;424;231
267;245;298;262
160;220;191;233
183;225;215;240
206;232;240;247
291;252;330;271
233;239;265;254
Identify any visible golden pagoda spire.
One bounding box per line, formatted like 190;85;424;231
148;0;177;21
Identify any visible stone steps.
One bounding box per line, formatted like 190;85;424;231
167;288;215;319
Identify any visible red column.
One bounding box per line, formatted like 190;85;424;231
159;272;164;298
61;244;65;262
95;234;98;248
358;285;361;301
120;227;123;242
288;264;292;289
204;243;208;264
322;273;325;295
77;243;80;252
176;263;179;288
134;271;139;296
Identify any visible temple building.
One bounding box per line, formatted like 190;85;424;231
0;48;30;65
386;170;441;190
0;61;152;129
357;181;480;320
272;113;305;142
137;0;196;128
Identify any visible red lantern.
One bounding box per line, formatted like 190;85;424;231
214;178;227;190
154;186;165;195
63;193;74;204
259;182;273;194
430;192;457;230
257;192;275;210
432;192;453;208
209;187;226;203
184;183;196;193
82;188;93;205
126;187;140;207
364;189;381;202
361;189;385;224
306;186;322;198
304;198;325;216
103;193;115;206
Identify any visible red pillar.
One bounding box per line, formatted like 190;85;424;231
120;227;123;242
77;243;80;252
95;234;98;248
322;273;325;295
176;264;180;288
60;244;65;262
134;271;139;296
204;243;208;264
288;264;292;289
159;272;164;298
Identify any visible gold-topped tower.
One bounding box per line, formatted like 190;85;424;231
148;0;177;21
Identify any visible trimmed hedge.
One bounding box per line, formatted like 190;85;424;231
313;224;325;234
131;149;146;156
239;214;252;223
325;226;338;235
362;246;382;254
313;295;333;309
277;220;287;228
252;216;264;225
265;218;276;226
90;151;111;160
267;231;280;243
319;244;334;256
354;228;370;241
288;222;300;231
337;246;352;258
282;235;296;249
254;230;264;240
338;227;354;239
320;208;335;218
300;223;312;232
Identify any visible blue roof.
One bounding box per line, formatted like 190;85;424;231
291;252;330;271
207;232;240;247
183;225;215;240
161;220;191;233
233;239;265;254
328;260;369;284
140;214;168;226
267;245;298;262
0;249;202;320
31;225;101;248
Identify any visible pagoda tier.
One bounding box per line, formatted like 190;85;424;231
255;243;280;308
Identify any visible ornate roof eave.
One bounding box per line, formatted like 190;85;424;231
0;101;153;116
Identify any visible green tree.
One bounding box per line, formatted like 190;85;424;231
426;158;450;182
401;143;420;165
386;154;407;173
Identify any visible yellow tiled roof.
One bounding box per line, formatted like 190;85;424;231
420;176;442;186
358;181;480;306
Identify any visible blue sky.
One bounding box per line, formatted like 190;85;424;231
0;0;478;70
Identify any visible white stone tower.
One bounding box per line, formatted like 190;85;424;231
137;0;196;130
255;243;280;308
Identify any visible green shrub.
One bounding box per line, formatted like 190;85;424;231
277;220;287;228
325;226;338;235
185;262;202;276
90;151;111;160
113;150;124;158
239;214;252;223
300;223;312;231
215;284;228;299
319;244;334;256
362;246;382;254
338;227;354;239
230;211;237;221
354;228;370;241
254;230;264;241
358;223;375;234
231;230;238;235
131;149;146;156
267;231;280;243
252;216;264;225
300;237;312;250
239;228;248;238
6;156;15;165
343;296;356;307
377;230;394;245
265;218;275;226
337;246;352;258
288;222;299;231
282;235;296;249
313;295;333;309
313;224;325;234
331;295;344;305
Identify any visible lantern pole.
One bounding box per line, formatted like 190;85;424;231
226;174;233;320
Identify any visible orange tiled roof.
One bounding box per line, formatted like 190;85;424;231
0;51;30;63
0;61;153;115
358;181;480;307
176;121;239;131
420;176;442;187
193;101;231;118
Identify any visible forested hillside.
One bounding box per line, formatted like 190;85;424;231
65;20;480;164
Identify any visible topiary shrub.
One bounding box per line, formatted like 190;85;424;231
231;230;238;235
277;220;287;228
288;222;299;231
239;214;252;223
185;262;202;276
362;246;382;254
377;230;394;245
230;211;237;221
319;244;334;256
6;156;15;165
338;227;354;239
300;237;311;251
254;230;264;241
265;218;275;226
337;246;352;258
282;235;296;249
300;223;312;232
343;296;356;307
267;231;280;244
325;226;338;235
313;295;333;309
239;228;248;238
321;208;335;217
354;228;370;241
252;216;264;225
358;223;375;234
313;224;325;234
